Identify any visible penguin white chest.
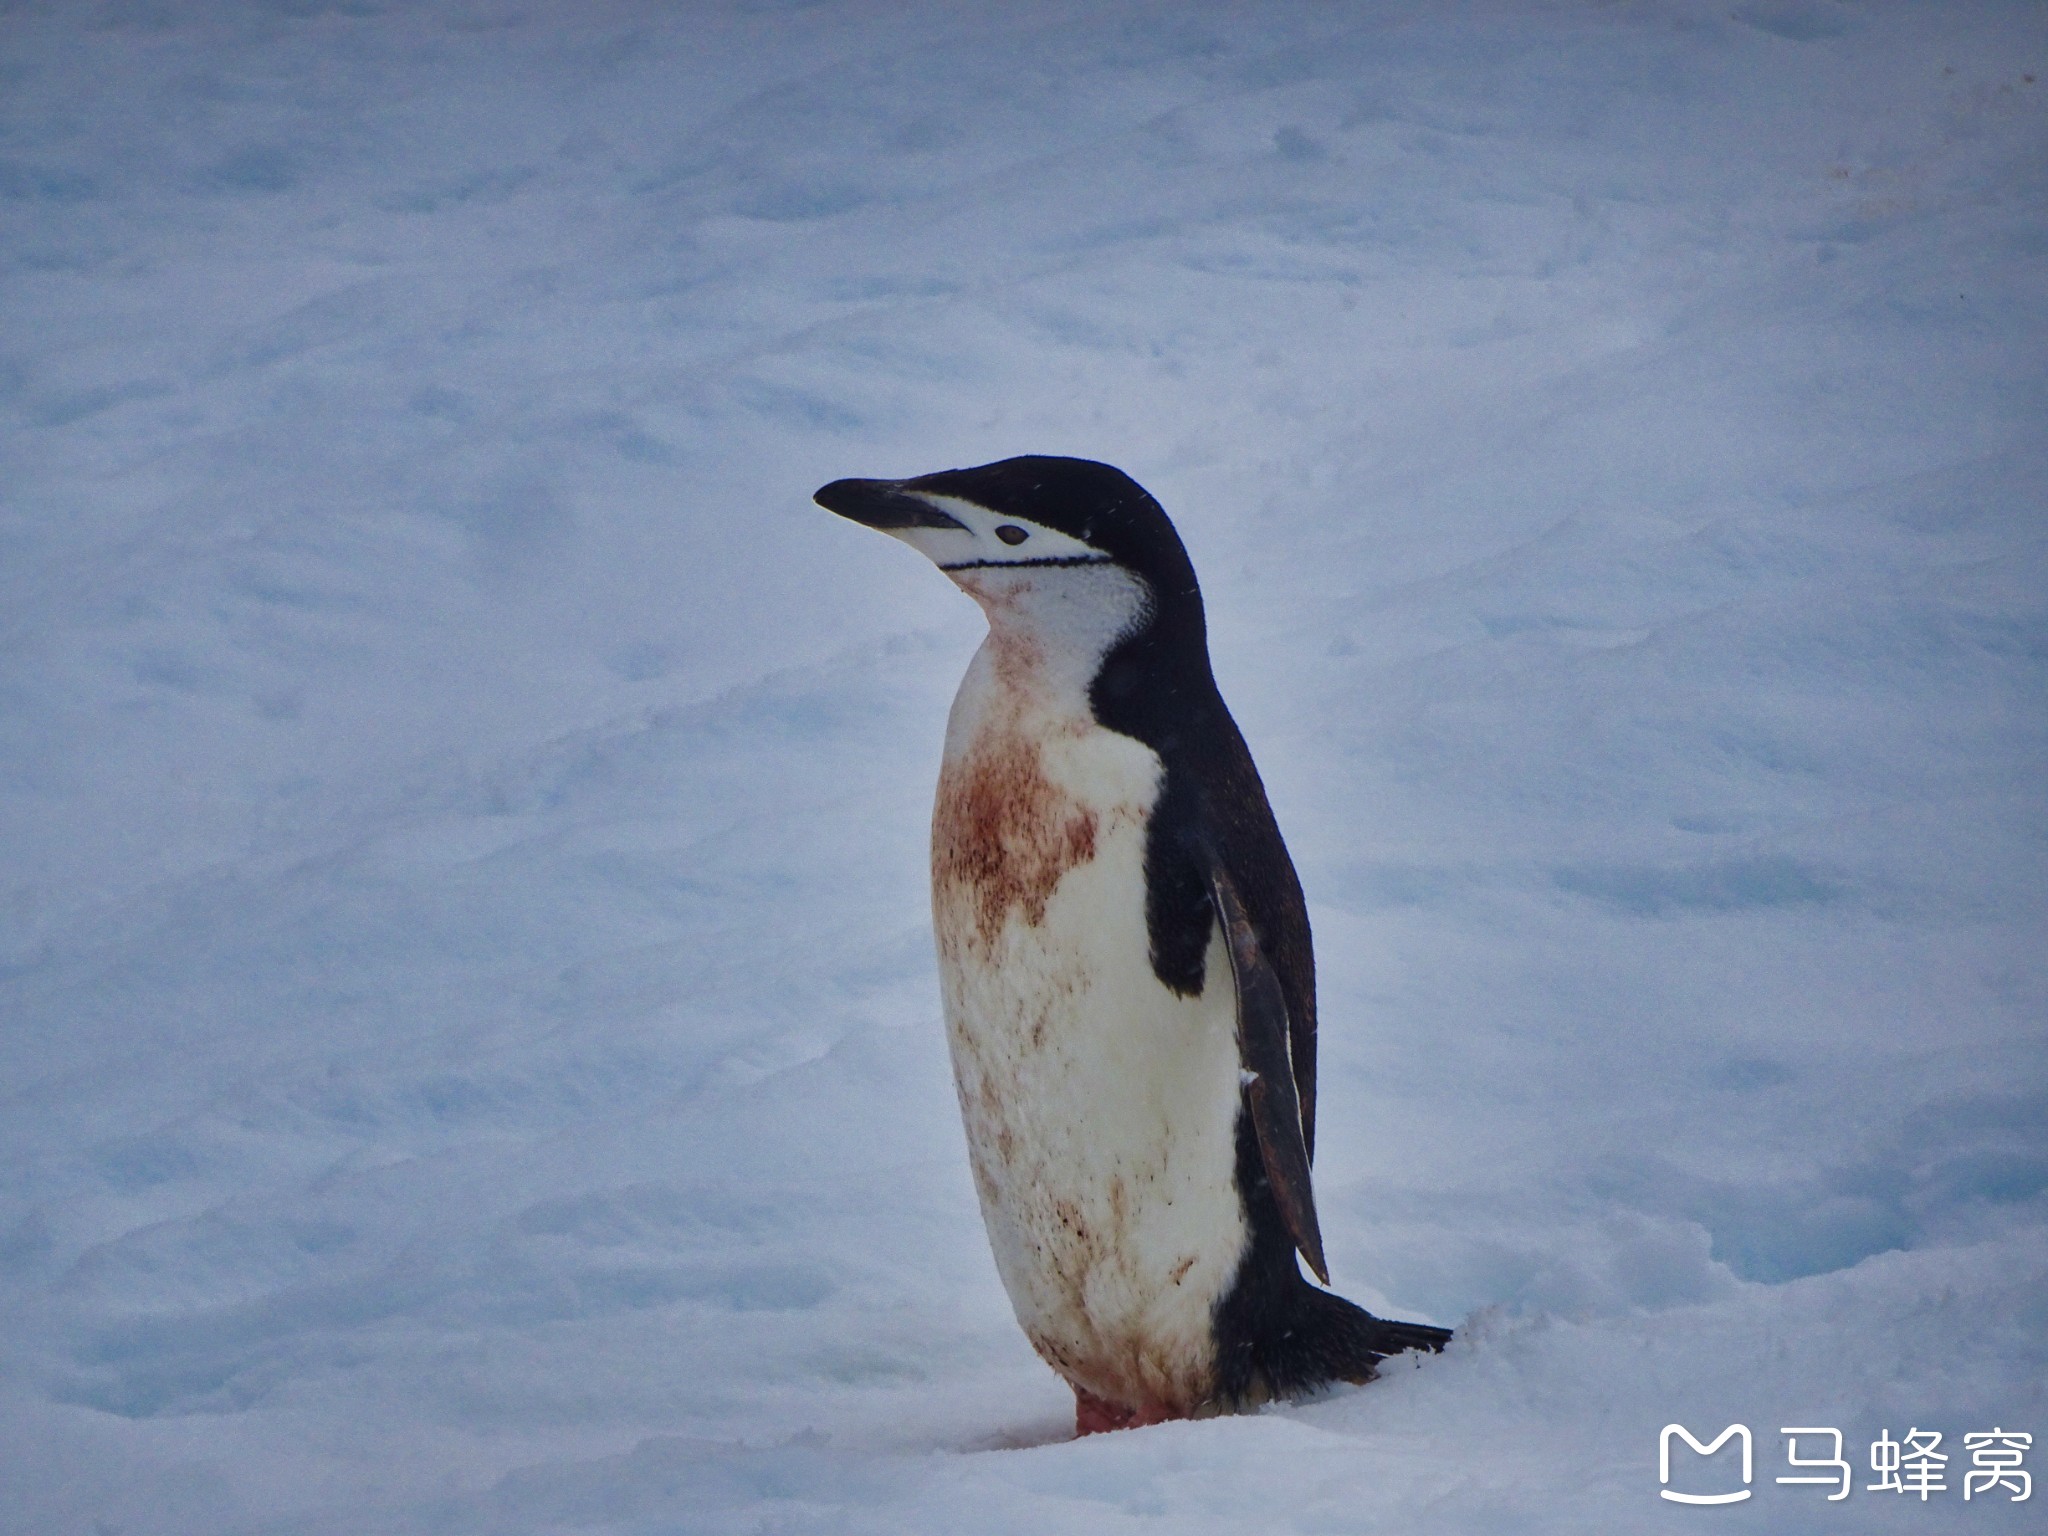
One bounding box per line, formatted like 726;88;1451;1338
931;628;1248;1413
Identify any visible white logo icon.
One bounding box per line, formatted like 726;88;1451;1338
1660;1423;1753;1505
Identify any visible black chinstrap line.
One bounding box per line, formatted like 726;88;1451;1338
939;555;1115;571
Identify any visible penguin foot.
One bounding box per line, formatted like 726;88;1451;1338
1073;1386;1180;1436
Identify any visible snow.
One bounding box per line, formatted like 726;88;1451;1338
2;1;2044;1530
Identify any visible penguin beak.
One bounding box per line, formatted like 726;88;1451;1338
813;478;968;532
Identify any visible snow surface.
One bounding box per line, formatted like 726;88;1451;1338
3;1;2045;1531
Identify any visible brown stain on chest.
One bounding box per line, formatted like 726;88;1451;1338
932;629;1100;950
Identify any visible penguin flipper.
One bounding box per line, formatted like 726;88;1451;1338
1202;851;1329;1285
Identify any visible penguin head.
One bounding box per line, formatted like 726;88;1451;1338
813;456;1200;615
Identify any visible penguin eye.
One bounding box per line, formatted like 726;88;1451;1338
995;524;1029;546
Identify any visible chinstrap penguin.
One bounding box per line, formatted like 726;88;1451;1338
815;456;1449;1434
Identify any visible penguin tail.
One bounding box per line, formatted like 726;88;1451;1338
1353;1309;1454;1359
1265;1283;1451;1394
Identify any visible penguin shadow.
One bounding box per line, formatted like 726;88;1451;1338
961;1414;1082;1452
954;1376;1387;1452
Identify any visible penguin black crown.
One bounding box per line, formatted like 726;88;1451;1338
816;455;1449;1434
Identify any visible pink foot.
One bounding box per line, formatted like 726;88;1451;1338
1074;1385;1179;1437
